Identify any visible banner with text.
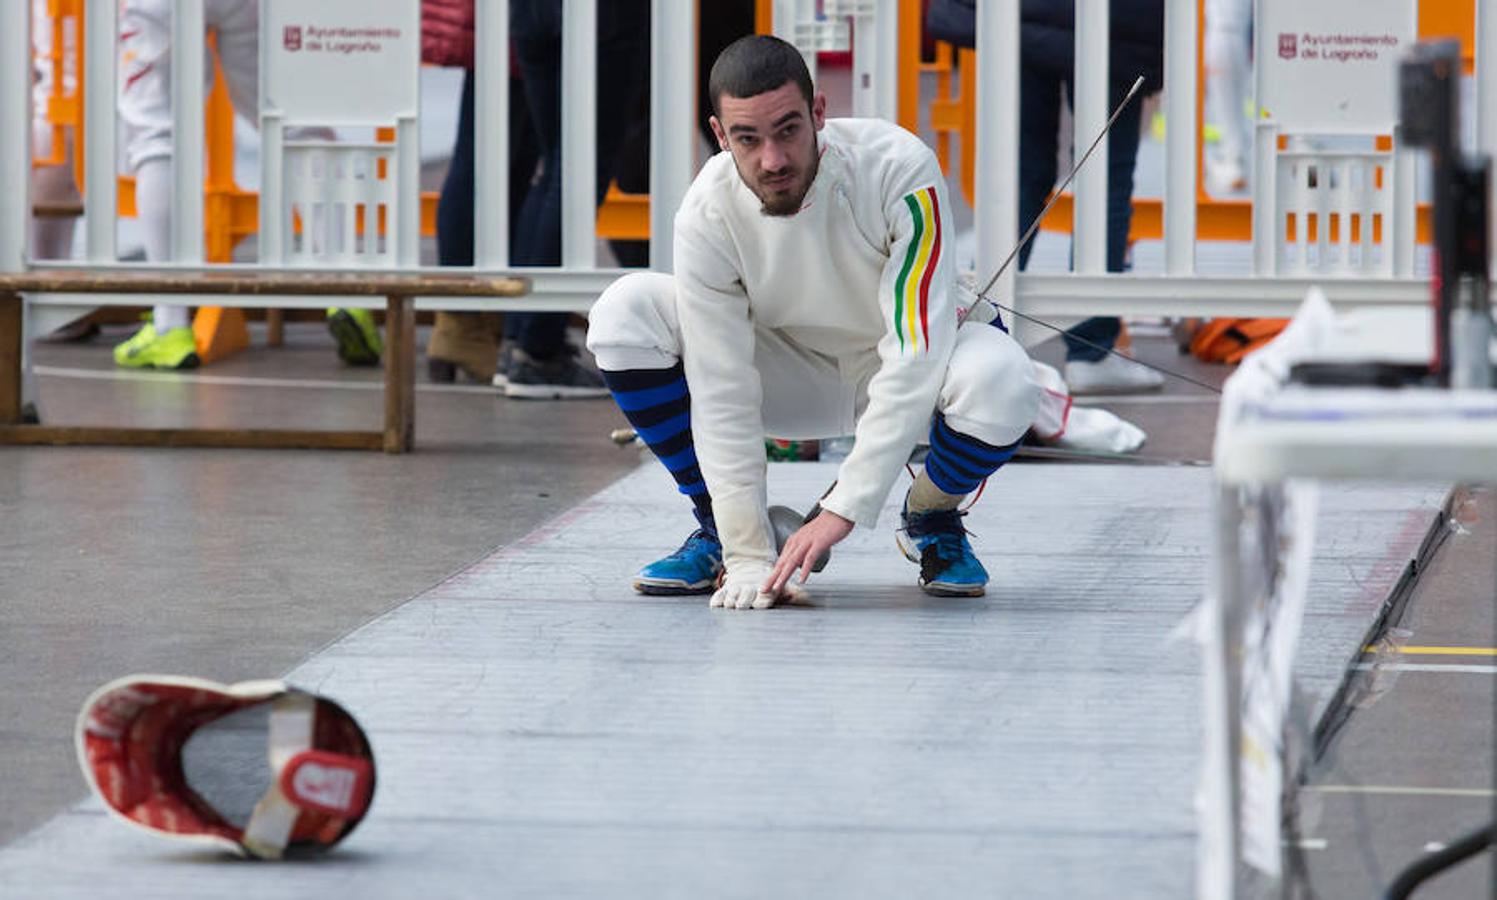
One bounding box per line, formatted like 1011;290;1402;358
262;0;419;124
1257;0;1416;133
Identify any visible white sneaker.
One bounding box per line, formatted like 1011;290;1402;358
1205;157;1247;196
1051;407;1147;454
1064;354;1165;395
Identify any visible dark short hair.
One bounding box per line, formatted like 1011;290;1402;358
708;35;814;119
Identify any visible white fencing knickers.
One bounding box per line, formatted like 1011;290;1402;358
586;272;1040;450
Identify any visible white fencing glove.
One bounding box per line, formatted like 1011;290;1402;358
710;562;776;610
709;562;809;610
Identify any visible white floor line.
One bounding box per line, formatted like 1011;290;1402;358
1352;662;1497;675
1303;785;1496;798
1291;838;1328;850
33;364;501;395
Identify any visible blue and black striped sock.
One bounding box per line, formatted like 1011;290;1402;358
601;363;714;534
923;414;1021;496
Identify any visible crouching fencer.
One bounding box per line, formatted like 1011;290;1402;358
588;36;1140;609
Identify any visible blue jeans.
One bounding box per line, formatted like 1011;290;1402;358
1016;65;1142;362
436;72;537;268
507;2;649;358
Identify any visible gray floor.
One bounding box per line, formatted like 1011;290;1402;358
0;320;1485;892
1295;487;1497;898
0;411;1447;896
1;324;642;849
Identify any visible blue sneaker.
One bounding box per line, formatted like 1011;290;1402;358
896;505;988;597
632;529;723;595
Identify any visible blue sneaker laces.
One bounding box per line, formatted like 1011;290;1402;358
904;508;974;577
666;528;720;561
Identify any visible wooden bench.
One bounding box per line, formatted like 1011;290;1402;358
0;269;529;453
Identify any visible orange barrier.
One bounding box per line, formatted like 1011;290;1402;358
31;0;79;170
1420;0;1477;74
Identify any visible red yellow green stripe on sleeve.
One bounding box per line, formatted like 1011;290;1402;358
893;186;942;354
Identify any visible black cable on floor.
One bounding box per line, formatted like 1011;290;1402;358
1382;822;1494;899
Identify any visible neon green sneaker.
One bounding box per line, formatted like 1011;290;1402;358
326;307;383;366
112;324;200;369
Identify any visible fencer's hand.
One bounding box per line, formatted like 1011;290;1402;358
710;564;780;610
765;510;853;595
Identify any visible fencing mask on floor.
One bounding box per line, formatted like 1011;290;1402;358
77;675;375;859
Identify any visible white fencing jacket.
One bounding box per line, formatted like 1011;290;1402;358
674;117;958;576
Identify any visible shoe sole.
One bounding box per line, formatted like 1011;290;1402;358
632;576;716;596
327;311;381;366
919;580;986;597
504;383;610;400
895;531;986;597
115;351;201;370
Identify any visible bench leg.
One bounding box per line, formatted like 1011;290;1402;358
383;295;415;453
0;292;20;425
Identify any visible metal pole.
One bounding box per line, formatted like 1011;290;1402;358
1200;482;1245;900
852;12;876;118
1163;0;1197;275
0;0;27;273
649;0;697;272
875;0;899;122
397;116;420;267
474;0;510;268
773;0;817;83
170;0;205;264
83;0;118;262
1072;0;1109;275
1252;120;1277;275
561;0;597;269
1393;128;1417;277
975;2;1024;339
256;6;281;265
1479;0;1497;281
2;1;32;415
258;116;284;265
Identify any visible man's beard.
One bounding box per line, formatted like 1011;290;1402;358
750;154;819;217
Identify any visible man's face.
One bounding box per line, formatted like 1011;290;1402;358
710;82;827;217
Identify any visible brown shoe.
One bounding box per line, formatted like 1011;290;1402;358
425;311;499;382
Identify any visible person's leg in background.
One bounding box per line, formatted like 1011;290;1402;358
1059;77;1163;394
605;116;651;269
504;0;649;398
112;0;197;369
425;69;526;383
1204;0;1252;195
207;0;380;366
606;0;756;270
1016;62;1061;273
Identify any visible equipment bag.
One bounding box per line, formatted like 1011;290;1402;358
1188;318;1289;364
